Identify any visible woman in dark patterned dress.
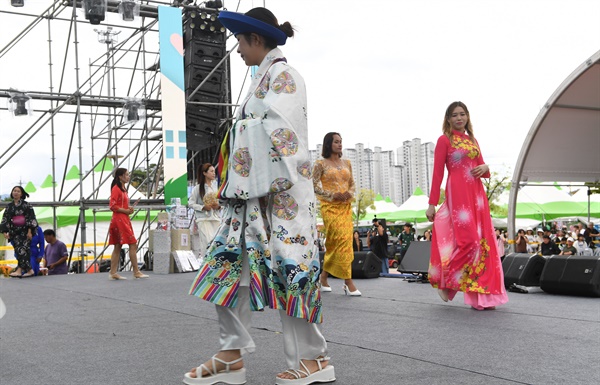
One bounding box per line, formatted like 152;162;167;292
1;186;38;278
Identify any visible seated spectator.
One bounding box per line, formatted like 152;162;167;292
573;233;589;254
560;237;577;256
525;228;535;253
571;224;581;238
534;228;544;252
583;222;599;249
515;229;528;253
553;230;567;246
540;235;561;256
43;229;69;275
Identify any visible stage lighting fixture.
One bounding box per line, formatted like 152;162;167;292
205;0;223;8
118;0;139;22
95;26;120;44
11;0;25;7
213;20;225;33
83;0;108;25
8;90;31;117
200;12;208;20
123;98;146;124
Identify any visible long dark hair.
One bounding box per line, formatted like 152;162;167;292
321;132;341;159
10;185;29;200
111;168;128;192
240;7;295;49
197;163;213;199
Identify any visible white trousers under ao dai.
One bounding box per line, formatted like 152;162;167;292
215;246;328;370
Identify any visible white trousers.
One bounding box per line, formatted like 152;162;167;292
196;219;221;259
215;286;328;370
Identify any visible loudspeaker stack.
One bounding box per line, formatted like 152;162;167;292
319;251;381;279
540;255;600;297
502;253;546;287
183;7;232;169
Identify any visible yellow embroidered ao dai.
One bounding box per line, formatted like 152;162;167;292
313;159;355;279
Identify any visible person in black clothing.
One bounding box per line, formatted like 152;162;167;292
352;230;362;252
398;223;414;260
584;222;599;249
540;235;561;256
367;221;389;276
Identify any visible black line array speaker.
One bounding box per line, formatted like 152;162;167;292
183;8;232;168
540;255;600;297
398;242;430;274
502;253;546;287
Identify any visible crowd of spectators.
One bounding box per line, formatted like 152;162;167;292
515;221;599;256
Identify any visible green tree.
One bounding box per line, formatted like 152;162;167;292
130;163;162;194
353;188;376;226
583;182;600;195
437;189;445;205
482;170;511;216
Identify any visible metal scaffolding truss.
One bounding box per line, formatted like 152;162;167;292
0;0;235;271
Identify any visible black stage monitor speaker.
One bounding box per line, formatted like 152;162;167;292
351;251;381;279
540;255;600;297
502;253;546;287
398;242;430;274
319;251;381;279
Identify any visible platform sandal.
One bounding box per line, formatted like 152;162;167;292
183;355;246;385
275;356;336;385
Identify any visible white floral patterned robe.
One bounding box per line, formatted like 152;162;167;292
190;48;322;323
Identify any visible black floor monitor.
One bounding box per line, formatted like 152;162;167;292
398;241;430;274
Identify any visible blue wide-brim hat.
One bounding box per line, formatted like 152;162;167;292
218;10;287;46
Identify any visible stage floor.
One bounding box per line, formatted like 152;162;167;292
1;272;598;385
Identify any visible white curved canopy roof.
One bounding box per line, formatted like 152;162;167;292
508;50;600;238
515;50;600;183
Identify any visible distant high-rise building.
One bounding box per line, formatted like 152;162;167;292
310;138;433;206
396;138;434;202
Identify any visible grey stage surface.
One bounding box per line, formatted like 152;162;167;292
1;272;598;385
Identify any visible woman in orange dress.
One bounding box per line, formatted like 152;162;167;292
313;132;360;296
426;102;507;310
108;168;148;280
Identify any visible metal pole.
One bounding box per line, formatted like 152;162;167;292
72;5;87;273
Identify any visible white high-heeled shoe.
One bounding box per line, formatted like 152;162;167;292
320;285;332;292
343;284;361;296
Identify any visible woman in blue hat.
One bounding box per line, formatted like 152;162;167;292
186;7;334;385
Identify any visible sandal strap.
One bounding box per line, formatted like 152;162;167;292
212;354;244;370
284;369;304;379
311;355;330;372
198;363;213;378
206;354;243;377
299;361;311;375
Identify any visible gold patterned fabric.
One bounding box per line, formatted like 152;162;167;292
313;159;355;279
